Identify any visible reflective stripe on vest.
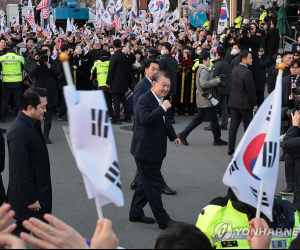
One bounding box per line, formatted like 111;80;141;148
3;73;22;76
1;60;23;63
97;72;108;75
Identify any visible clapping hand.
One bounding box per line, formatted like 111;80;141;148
0;204;17;235
291;110;300;127
20;214;89;249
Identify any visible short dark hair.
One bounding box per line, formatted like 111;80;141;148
273;53;281;62
60;44;70;52
26;38;35;44
145;59;159;69
217;46;226;57
41;44;53;54
155;222;213;249
233;43;242;50
113;39;122;49
282;51;293;58
240;50;252;62
22;88;47;110
291;59;300;67
152;71;172;82
163;43;172;54
199;53;210;64
183;45;191;51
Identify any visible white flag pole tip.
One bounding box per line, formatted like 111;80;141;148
95;199;104;221
256;180;264;218
59;52;74;86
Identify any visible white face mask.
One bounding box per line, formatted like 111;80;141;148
231;49;239;56
110;52;114;56
161;50;165;55
196;50;202;55
276;58;282;64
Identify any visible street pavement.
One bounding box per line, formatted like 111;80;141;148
0;113;291;249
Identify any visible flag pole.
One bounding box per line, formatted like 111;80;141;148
95;199;104;221
256;180;264;218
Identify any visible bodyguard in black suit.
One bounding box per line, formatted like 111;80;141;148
228;51;258;155
106;39;131;124
129;71;181;230
7;88;52;236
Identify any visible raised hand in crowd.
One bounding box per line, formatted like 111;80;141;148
247;218;271;249
91;219;119;249
0;234;26;249
20;214;89;249
0;204;17;235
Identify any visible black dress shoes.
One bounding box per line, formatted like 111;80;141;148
228;150;235;156
131;182;137;190
161;186;177;195
177;133;189;146
213;139;228;146
45;137;52;144
0;128;7;134
159;219;177;230
129;216;156;224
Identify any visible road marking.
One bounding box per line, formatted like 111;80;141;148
62;126;74;156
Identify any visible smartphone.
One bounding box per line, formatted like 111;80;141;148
19;43;26;48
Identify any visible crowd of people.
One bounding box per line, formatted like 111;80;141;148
0;2;300;249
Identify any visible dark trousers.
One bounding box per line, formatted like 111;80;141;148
129;158;170;225
228;108;253;151
44;107;54;138
286;154;296;190
12;221;30;237
256;90;265;107
99;87;114;119
112;93;130;121
268;47;278;68
294;160;300;211
0;175;5;206
218;94;228;128
181;106;221;141
133;167;167;187
60;93;67;117
1;88;22;118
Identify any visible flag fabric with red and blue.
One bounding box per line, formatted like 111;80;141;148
120;89;134;116
43;7;50;19
114;11;121;32
37;0;50;11
42;26;51;37
27;0;36;26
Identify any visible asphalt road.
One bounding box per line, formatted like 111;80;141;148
0;113;291;249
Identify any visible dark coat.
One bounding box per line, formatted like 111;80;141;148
264;28;280;49
131;90;177;163
29;58;61;108
231;54;240;70
211;57;231;95
133;77;152;112
137;55;159;75
267;65;277;89
57;58;74;90
238;35;262;77
7;111;52;222
228;64;257;110
292;43;300;53
255;54;268;91
159;54;178;96
88;49;101;67
106;50;129;94
268;67;291;93
126;53;136;89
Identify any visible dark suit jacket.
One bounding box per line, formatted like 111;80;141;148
7;111;52;221
264;28;280;49
106;50;129;94
159;54;178;96
228;64;257;110
133;77;152;112
292;43;300;53
268;67;291;94
231;53;240;70
131;90;178;162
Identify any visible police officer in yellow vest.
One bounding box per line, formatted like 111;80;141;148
259;5;268;24
91;50;114;118
234;12;243;32
203;20;210;30
196;189;300;249
0;42;25;123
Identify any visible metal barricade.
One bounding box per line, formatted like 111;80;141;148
280;35;297;52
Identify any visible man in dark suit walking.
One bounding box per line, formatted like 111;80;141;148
130;60;177;196
228;51;258;155
106;39;131;125
7;88;52;236
129;71;181;230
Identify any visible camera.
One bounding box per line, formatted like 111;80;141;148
281;86;300;121
30;44;48;63
241;25;253;35
202;90;219;106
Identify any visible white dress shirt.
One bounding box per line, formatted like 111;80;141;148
151;89;166;122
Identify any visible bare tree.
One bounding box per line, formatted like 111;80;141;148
214;0;222;32
244;0;251;24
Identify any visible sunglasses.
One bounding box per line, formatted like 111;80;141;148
259;50;264;52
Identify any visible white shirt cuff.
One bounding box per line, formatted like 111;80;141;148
161;106;167;112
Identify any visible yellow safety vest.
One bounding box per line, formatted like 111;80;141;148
234;16;243;29
260;10;268;21
203;21;210;30
196;197;300;249
91;60;110;87
0;52;24;83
